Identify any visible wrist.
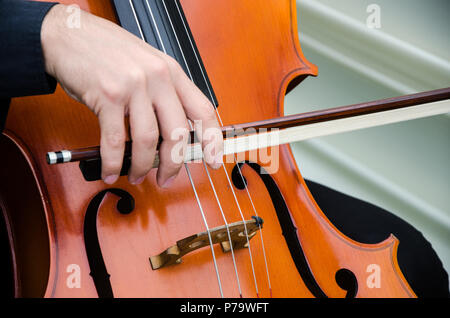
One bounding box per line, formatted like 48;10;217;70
41;4;67;77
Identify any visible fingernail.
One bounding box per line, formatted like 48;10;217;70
104;175;119;185
162;175;177;188
131;176;146;185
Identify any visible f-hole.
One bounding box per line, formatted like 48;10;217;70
231;161;358;298
336;268;358;298
83;188;135;298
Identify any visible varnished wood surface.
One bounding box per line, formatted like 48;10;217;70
1;0;415;297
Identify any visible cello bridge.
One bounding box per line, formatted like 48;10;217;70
149;216;263;270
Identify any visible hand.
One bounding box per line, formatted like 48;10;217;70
40;4;223;187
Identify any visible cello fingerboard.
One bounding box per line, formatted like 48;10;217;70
112;0;219;108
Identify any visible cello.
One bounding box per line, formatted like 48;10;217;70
1;0;449;298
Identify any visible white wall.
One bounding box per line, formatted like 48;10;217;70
285;0;450;284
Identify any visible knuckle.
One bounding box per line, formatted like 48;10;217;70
104;130;126;149
127;67;146;86
136;129;159;149
99;80;127;103
165;56;183;74
150;59;171;81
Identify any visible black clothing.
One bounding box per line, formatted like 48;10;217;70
0;0;57;130
306;180;449;298
0;0;448;298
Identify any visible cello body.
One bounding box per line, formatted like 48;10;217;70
0;0;415;297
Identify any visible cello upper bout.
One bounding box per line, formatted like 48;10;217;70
180;0;317;122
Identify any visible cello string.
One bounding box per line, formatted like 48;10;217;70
144;0;168;53
170;0;264;296
218;114;273;297
172;0;272;296
129;0;145;40
183;162;224;297
166;0;264;296
130;0;224;297
159;0;245;297
199;160;243;297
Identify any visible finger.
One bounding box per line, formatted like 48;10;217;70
128;90;159;185
153;86;190;188
98;104;127;184
169;64;223;169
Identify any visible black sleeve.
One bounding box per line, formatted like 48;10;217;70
0;0;59;98
0;0;58;131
